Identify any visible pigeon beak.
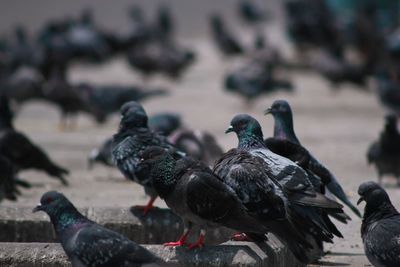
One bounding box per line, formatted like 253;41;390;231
32;203;43;213
225;126;234;134
264;107;272;115
357;197;365;205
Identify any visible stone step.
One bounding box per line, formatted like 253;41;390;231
0;207;233;244
0;240;304;267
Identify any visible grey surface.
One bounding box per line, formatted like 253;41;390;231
0;241;304;267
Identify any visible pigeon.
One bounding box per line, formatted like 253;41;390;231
88;138;114;169
112;101;183;215
374;70;400;116
168;129;224;167
214;114;345;256
138;146;276;250
0;95;69;185
148;113;182;136
41;64;104;126
127;39;195;80
88;113;182;169
237;0;266;25
209;14;244;56
284;0;343;56
224;60;293;105
77;83;168;124
155;4;174;40
367;115;400;185
265;99;360;217
33;191;169;267
0;154;19;202
358;181;400;267
309;49;368;89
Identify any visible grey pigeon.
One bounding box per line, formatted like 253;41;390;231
367;115;400;185
265;99;360;217
138;146;272;250
33;191;168;267
214;114;346;262
112;101;183;215
358;181;400;267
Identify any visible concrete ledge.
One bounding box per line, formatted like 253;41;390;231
0;240;305;267
0;207;233;244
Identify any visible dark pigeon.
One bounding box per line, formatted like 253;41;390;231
0;95;69;185
148;113;182;136
77;83;168;124
112;101;183;215
169;129;224;167
88;113;182;169
214;114;345;257
33;191;168;267
238;0;266;24
309;49;368;90
0;154;19;202
375;70;400;116
358;181;400;267
41;64;105;126
138;146;274;250
127;39;195;80
225;60;293;105
155;4;174;40
367;115;400;185
265;99;360;217
209;14;244;56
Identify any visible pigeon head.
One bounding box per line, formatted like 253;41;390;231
264;99;292;119
357;181;398;222
119;101;148;130
264;100;299;144
33;191;74;215
357;182;390;206
226;114;264;148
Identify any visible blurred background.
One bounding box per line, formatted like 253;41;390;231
1;1;400;264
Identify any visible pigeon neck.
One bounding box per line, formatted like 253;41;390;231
150;154;177;199
48;205;87;235
238;130;265;149
362;201;399;231
273;116;299;144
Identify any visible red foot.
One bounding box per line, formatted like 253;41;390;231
163;230;191;247
164;240;186;247
231;233;251;241
133;196;157;215
188;234;205;249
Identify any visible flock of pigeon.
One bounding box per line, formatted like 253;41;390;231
1;0;400;267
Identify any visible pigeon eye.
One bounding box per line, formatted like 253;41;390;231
44;197;53;204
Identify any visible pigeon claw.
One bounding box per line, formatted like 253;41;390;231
231;233;251;241
188;234;205;250
133;196;158;216
163;240;186;247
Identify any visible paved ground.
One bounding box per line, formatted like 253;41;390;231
0;1;395;266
